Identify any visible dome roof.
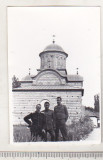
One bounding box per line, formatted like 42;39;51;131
67;75;83;81
43;43;64;52
39;43;68;57
21;75;32;81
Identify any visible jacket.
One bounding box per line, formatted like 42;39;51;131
54;104;68;121
42;110;55;130
24;111;45;129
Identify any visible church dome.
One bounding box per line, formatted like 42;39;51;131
39;42;68;70
43;43;64;52
21;75;32;81
39;43;68;57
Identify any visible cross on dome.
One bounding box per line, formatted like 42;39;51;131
76;68;79;75
52;35;55;44
29;68;31;75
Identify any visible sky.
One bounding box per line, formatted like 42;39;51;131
8;7;100;107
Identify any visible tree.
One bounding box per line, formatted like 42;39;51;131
94;94;99;112
12;75;21;88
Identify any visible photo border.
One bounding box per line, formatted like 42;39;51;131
0;0;103;152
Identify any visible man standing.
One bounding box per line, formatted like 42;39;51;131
24;104;46;141
54;97;68;141
42;101;55;141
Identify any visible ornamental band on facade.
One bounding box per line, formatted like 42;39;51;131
12;42;84;125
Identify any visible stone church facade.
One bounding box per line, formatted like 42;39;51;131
12;42;84;125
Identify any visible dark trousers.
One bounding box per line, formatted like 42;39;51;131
55;119;68;141
45;129;55;141
30;126;46;141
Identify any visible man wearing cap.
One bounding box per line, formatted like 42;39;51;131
54;97;68;141
24;104;46;141
42;101;55;141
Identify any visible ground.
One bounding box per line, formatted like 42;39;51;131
13;125;101;142
82;128;101;141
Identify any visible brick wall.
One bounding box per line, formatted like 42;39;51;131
12;90;83;125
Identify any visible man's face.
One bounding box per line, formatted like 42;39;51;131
57;98;62;105
44;102;49;110
36;104;41;112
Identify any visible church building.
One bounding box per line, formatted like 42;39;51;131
12;41;84;125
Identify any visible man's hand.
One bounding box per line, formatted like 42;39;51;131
28;124;32;128
42;129;46;133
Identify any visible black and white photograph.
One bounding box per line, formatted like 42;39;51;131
8;7;101;143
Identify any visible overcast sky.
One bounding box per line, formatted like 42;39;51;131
8;7;100;107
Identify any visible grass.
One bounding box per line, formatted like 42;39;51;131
67;116;94;141
13;116;94;142
13;125;31;142
13;125;51;142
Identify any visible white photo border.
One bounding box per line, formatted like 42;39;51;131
0;0;103;152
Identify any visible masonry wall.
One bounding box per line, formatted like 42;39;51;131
12;90;83;125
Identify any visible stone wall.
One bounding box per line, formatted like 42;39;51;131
12;90;83;125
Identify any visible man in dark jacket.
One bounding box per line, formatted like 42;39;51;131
24;104;46;141
54;97;68;141
42;101;55;141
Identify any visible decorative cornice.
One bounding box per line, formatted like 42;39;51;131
39;50;68;57
12;88;84;96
